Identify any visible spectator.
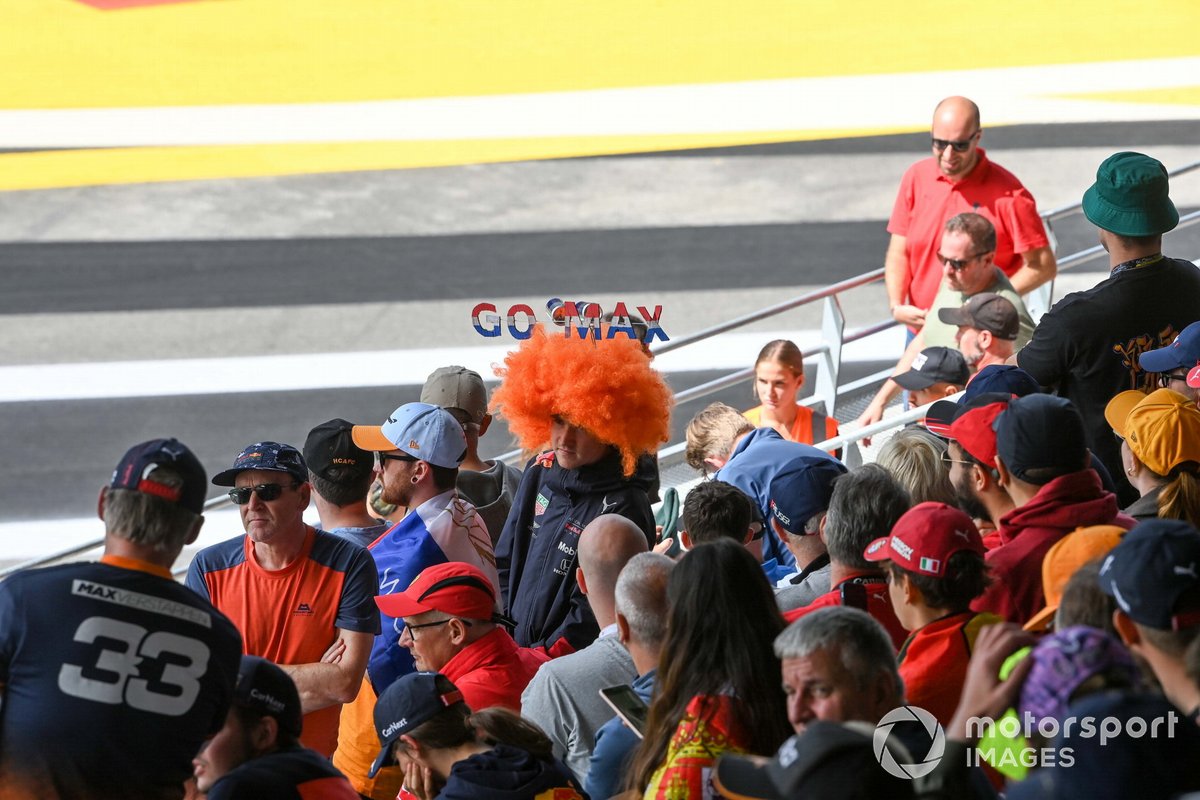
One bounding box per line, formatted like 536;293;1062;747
678;479;755;552
885;96;1054;333
374;562;541;711
774;607;903;734
1100;519;1200;720
0;439;242;800
684;401;754;476
876;427;957;506
630;540;791;796
863;502;999;723
1105;388;1200;524
941;292;1021;374
585;552;674;800
421;366;523;546
490;328;670;657
521;514;648;785
1017;151;1200;505
334;403;498;800
960;364;1041;402
186;442;379;757
370;672;585;799
193;656;357;799
891;346;970;410
742;339;840;449
1055;560;1119;636
1022;525;1125;633
304;418;390;548
1139;320;1200;409
973;395;1135;624
784;465;911;649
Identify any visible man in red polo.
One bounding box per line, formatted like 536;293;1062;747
885;96;1055;332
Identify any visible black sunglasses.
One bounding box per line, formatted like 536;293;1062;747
1159;372;1190;388
377;452;419;468
227;482;298;505
937;250;992;271
931;131;978;153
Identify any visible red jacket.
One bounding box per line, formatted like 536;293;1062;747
441;627;550;712
972;470;1135;624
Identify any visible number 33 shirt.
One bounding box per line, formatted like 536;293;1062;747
0;554;242;800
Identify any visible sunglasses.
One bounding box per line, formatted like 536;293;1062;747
376;452;419;468
931;131;979;153
227;483;297;505
937;251;992;271
1159;372;1190;388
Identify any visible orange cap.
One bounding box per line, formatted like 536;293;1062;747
1024;525;1126;632
1105;388;1200;476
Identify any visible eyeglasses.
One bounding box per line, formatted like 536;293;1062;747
941;451;975;470
400;617;472;641
227;483;297;505
937;251;992;271
1159;372;1190;388
376;452;418;469
931;132;979;153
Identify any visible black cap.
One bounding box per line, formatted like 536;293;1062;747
370;672;465;778
234;656;303;739
1099;519;1200;630
109;438;207;514
994;395;1087;485
304;419;374;483
893;347;970;391
212;442;308;487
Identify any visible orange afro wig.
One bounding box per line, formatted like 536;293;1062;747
490;326;673;477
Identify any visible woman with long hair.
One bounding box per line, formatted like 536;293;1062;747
630;539;792;797
1105;388;1200;526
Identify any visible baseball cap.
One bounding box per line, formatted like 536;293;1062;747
421;366;489;425
924;392;1011;464
1099;518;1200;630
303;419;374;483
713;721;914;800
1024;525;1126;632
211;441;308;487
961;364;1040;402
864;501;984;577
1105;388;1200;476
234;656;303;739
995;395;1087;485
374;562;510;624
1017;626;1142;725
1139;321;1200;376
893;346;970;391
352;403;467;469
1081;151;1179;237
937;292;1020;340
109;438;208;515
766;453;848;536
370;672;465;778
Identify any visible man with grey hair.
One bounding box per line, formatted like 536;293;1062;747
783;465;911;649
521;514;649;784
0;439;243;799
585;552;674;799
775;606;904;734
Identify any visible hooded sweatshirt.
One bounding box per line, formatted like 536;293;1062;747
437;745;586;800
972;469;1136;623
497;448;655;657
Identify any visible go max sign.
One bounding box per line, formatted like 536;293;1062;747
470;299;669;343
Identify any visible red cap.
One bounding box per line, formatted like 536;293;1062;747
948;401;1007;467
375;562;499;621
864;501;984;577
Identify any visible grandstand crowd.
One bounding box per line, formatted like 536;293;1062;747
2;97;1200;800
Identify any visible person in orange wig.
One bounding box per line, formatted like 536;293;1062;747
490;326;672;657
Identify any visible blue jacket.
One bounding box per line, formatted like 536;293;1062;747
497;449;655;656
438;744;586;800
585;669;656;800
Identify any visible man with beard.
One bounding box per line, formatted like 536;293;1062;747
330;402;499;799
940;292;1019;375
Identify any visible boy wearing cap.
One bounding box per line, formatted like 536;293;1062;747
421;366;524;546
334;403;499;800
0;439;242;800
194;656;358;798
305;418;391;549
1140;320;1200;409
187;441;380;758
1018;151;1200;506
864;502;1000;724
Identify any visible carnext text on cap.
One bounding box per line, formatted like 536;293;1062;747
470;299;670;343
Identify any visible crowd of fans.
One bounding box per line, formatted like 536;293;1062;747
2;98;1200;800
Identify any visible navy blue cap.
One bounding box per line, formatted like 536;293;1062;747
767;453;847;536
1139;321;1200;375
994;395;1087;485
962;364;1041;403
235;656;303;739
1099;519;1200;630
212;441;308;487
924;392;1013;439
893;347;970;391
369;672;465;778
110;438;207;514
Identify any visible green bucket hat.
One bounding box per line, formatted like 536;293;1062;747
1082;151;1179;237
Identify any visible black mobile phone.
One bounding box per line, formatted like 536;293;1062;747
840;581;869;611
599;684;649;739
